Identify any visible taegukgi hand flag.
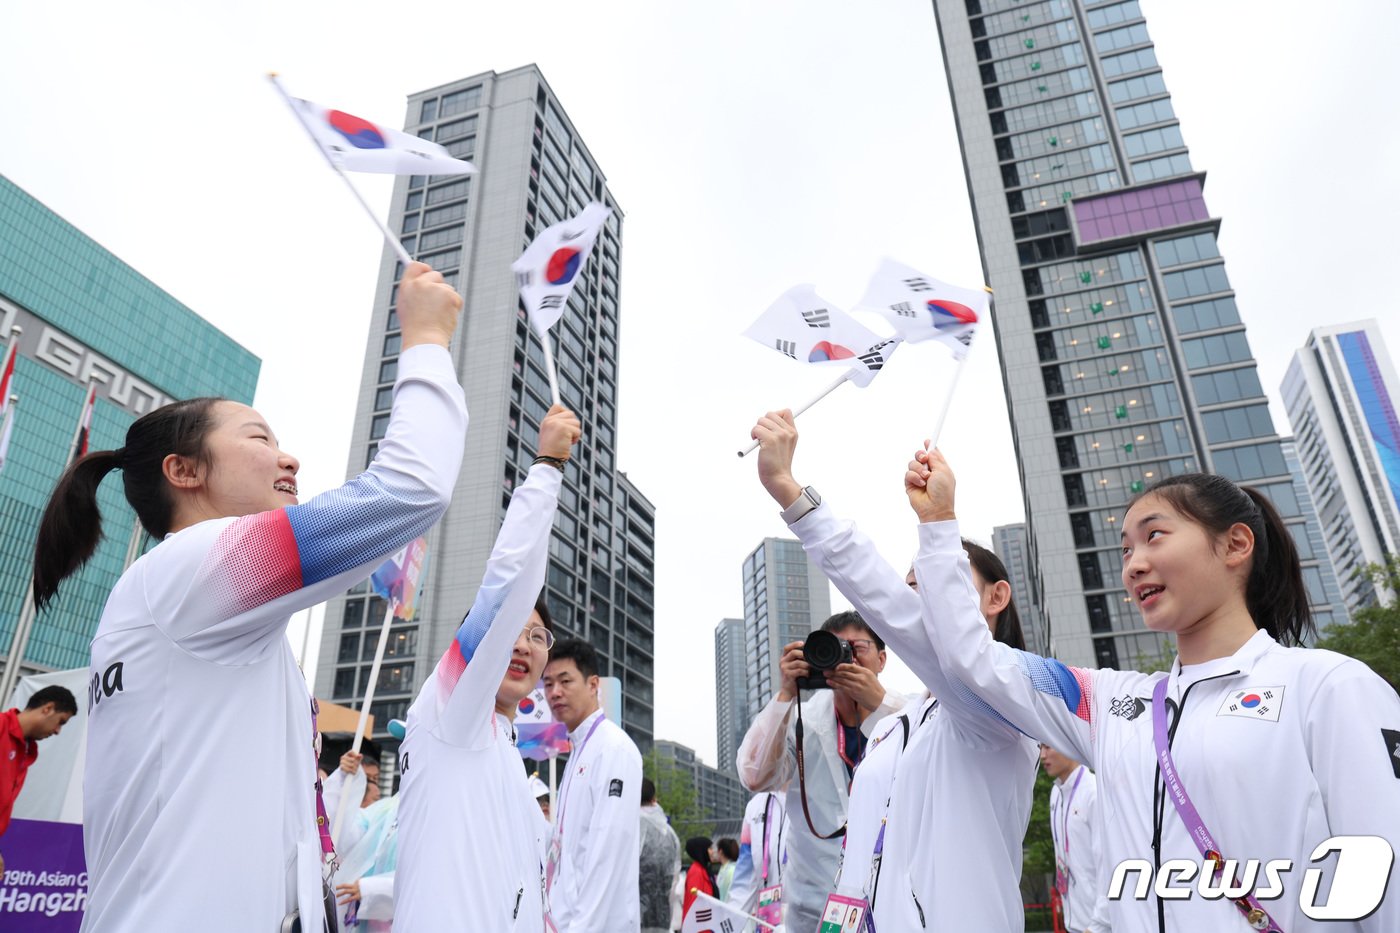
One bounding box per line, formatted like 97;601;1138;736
743;284;902;388
370;537;429;622
513;203;612;335
682;889;769;932
289;95;476;176
855;258;985;359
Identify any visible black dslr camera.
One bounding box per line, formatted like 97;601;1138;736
796;630;853;690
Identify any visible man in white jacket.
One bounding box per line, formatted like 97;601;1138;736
544;638;644;932
735;611;904;933
1042;745;1111;933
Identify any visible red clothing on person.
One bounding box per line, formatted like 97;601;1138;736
682;860;716;920
0;709;38;836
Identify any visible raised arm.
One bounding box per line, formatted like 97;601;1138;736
429;405;579;745
170;263;468;658
750;409;1020;747
907;446;1101;763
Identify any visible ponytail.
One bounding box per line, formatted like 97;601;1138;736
33;450;124;609
32;396;224;610
1131;473;1314;646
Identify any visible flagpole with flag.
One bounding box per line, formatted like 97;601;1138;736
0;371;99;705
0;324;22;420
681;889;778;932
737;369;852;458
0;396;16;475
331;538;429;841
512;203;612;407
268;74;475;269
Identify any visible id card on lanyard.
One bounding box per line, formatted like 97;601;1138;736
819;893;869;932
1053;768;1084;895
754;795;784;925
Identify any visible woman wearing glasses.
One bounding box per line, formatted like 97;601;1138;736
394;404;580;932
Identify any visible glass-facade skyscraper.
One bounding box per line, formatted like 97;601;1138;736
714;616;747;774
314;66;657;750
742;538;831;718
932;0;1332;667
1283;320;1400;613
0;175;260;680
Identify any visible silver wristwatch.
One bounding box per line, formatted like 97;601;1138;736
779;486;822;525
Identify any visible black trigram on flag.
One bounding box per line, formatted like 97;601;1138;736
775;339;797;359
902;276;933;292
859;338;898;373
801;308;831;328
540;295;565;311
515;270;534;289
953;331;974;347
891;301;918;319
695;908;712;922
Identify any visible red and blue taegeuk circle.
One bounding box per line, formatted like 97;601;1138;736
518;697;536;715
545;248;582;285
809;341;856;363
927;299;979;329
327;110;387;150
1240;694;1261;708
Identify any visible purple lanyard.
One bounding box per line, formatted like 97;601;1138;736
555;712;606;842
1152;677;1282;933
1055;768;1084;859
310;698;339;883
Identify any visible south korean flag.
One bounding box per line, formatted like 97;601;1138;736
1217;686;1285;722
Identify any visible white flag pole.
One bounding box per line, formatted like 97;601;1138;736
538;329;563;407
548;756;557;823
926;353;968;452
737;369;852;458
268;73;414;269
331;598;395;840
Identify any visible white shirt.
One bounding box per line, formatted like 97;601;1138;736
785;501;1040;932
395;464;562;931
915;518;1400;933
736;686;904;933
1050;765;1110;933
79;345;466;933
547;707;644;932
334;795;400;933
726;791;788;913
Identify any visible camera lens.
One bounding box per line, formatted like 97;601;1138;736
803;630;844;671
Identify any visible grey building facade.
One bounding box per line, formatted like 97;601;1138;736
933;0;1328;667
743;538;831;718
1283;321;1400;612
1278;437;1349;632
315;66;656;749
991;523;1049;655
652;739;748;838
714;617;748;775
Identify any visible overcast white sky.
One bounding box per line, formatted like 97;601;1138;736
2;0;1397;767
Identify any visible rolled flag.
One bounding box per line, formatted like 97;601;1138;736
0;331;18;421
855;258;986;359
743;284;902;387
0;403;14;474
513;202;612;335
73;383;96;461
370;537;429;622
288;95;476;176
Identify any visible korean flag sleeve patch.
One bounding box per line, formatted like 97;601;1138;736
609;778;624;798
1382;729;1400;780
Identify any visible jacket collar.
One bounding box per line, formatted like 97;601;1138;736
1168;628;1277;696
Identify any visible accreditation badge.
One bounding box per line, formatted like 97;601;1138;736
755;883;784;926
819;893;869;932
1054;856;1070;895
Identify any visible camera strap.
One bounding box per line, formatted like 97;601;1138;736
793;696;847;840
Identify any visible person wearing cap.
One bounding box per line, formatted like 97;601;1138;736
394;404;580;931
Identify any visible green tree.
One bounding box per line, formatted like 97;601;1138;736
1314;558;1400;694
644;749;713;847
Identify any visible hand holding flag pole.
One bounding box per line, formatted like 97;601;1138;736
737;369;852;457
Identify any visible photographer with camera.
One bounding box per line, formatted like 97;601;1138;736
736;609;905;932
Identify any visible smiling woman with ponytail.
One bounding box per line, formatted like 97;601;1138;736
57;261;469;933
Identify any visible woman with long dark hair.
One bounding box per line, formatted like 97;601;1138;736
41;262;467;932
682;836;718;921
905;447;1400;932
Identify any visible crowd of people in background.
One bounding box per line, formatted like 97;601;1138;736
3;255;1397;932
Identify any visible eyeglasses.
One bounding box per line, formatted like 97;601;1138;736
522;626;555;650
849;638;879;658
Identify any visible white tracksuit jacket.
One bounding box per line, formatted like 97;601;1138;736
1049;765;1111;933
915;519;1400;933
785;500;1040;931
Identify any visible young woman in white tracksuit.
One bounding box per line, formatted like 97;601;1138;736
30;262;467;932
750;410;1042;931
905;445;1400;933
394;405;581;931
